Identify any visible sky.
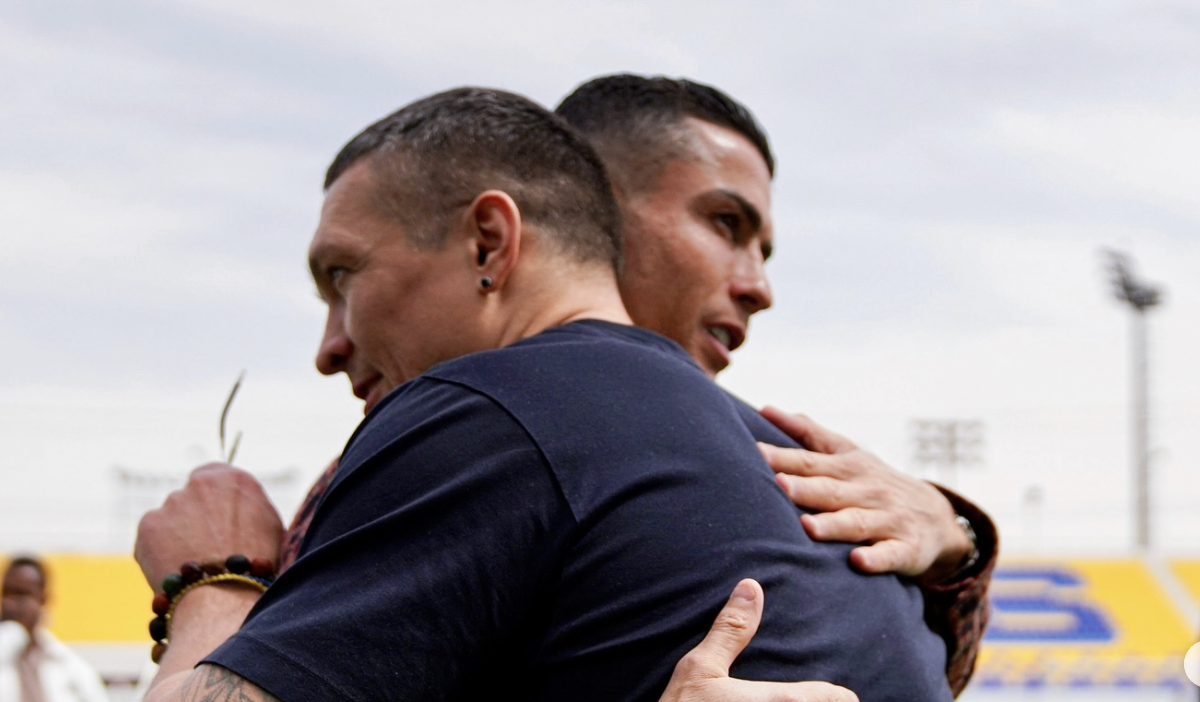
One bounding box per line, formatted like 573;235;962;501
1;0;1198;556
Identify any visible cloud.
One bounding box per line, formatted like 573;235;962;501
993;105;1200;224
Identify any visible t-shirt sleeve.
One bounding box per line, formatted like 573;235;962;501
203;379;572;702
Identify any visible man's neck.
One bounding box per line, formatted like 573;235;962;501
492;262;632;348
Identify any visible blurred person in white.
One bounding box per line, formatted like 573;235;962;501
1;556;109;702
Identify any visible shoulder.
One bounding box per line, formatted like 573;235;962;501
32;629;100;672
721;391;801;449
429;320;702;391
345;371;532;469
310;373;564;549
32;628;71;658
0;620;30;657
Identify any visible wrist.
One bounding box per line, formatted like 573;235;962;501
155;585;260;676
918;513;978;588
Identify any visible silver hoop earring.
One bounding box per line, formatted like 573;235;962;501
480;276;493;290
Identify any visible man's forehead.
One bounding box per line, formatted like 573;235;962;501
308;162;382;268
680;117;770;170
669;120;773;221
3;564;42;589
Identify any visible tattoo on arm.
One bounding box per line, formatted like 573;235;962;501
180;665;282;702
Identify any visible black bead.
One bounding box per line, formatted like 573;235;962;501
149;616;168;642
225;554;252;574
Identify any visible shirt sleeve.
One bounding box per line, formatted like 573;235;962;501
921;486;998;697
67;650;112;702
204;380;573;702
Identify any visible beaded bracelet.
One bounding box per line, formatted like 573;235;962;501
148;554;276;663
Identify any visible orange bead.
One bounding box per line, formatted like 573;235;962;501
250;558;275;579
151;592;170;615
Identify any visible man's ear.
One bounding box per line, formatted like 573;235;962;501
467;190;521;292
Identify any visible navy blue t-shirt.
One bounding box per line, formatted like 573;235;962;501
206;321;950;702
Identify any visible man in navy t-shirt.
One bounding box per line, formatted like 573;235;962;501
135;88;950;702
210;321;948;702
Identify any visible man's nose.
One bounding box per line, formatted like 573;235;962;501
315;308;352;376
730;252;773;315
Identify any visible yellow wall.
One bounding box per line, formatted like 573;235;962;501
1170;559;1200;613
975;558;1195;688
1073;559;1192;653
7;551;1200;683
4;554;152;643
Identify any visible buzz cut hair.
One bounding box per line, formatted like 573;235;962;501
4;554;48;591
554;74;775;198
325;87;622;270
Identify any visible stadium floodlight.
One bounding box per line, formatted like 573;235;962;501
911;419;984;490
1107;250;1162;311
1104;249;1163;553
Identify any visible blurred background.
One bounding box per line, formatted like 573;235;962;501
2;1;1197;699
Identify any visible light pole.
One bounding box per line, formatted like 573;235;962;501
912;419;984;490
1105;250;1162;552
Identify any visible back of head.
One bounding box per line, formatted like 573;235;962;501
555;74;775;197
325;87;622;270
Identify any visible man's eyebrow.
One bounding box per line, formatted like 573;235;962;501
717;189;763;233
307;242;331;281
714;188;772;260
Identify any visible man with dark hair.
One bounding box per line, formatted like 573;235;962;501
136;87;952;702
322;89;622;269
2;556;110;702
554;74;995;695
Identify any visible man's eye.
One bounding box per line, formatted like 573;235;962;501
328;267;346;285
714;213;740;236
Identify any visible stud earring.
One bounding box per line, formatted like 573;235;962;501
480;276;493;290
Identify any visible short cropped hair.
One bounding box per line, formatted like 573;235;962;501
555;74;775;196
325;87;622;269
3;555;48;591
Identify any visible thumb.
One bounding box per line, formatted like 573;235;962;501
687;579;764;675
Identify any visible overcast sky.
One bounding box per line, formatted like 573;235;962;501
2;0;1197;555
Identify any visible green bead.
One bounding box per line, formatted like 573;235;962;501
162;572;184;598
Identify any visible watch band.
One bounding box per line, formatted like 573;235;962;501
954;514;980;573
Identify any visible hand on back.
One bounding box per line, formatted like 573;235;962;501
759;407;970;582
658;579;858;702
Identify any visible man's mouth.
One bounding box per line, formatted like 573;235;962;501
706;326;732;350
707;325;747;353
353;376;383;414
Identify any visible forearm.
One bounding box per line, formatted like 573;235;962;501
145;586;262;701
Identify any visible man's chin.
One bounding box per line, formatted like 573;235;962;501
693;352;723;379
695;339;730;378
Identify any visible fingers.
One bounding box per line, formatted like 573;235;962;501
761;444;852;480
674;579;764;679
759;408;970;581
797;507;927;577
775;473;868;512
656;580;860;702
768;682;860;702
760;407;856;454
189;461;240;478
700;680;860;702
848;541;923;578
135;463;285;592
798;508;890;543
